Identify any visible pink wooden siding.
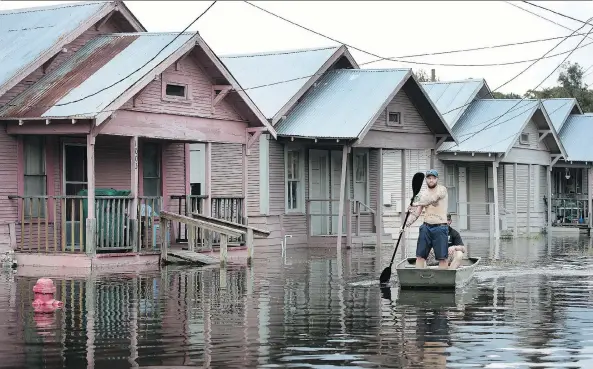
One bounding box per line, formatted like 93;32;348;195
211;143;243;197
120;50;244;122
0;20;122;106
0;130;18;248
247;138;260;216
370;90;432;135
163;143;186;210
95;136;132;190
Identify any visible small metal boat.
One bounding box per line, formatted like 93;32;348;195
395;257;481;289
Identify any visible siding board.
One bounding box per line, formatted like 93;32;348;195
211;143;243;197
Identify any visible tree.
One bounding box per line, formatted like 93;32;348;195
492;91;522;99
526;61;593;111
414;69;438;82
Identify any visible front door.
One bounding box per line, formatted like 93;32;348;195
309;150;330;235
330;150;346;235
63;143;88;248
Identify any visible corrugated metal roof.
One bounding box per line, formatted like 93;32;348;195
0;32;196;118
0;1;111;93
220;46;341;120
542;98;577;132
559;114;593;162
438;99;540;153
421;79;484;128
276;69;410;139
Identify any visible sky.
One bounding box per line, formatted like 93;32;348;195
1;0;592;95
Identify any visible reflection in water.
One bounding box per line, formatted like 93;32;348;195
0;234;593;367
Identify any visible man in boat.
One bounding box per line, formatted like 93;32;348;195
406;169;449;269
425;214;467;269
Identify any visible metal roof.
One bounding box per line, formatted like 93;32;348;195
542;98;578;132
438;99;540;153
220;46;341;120
276;69;410;139
559;114;593;162
421;79;485;128
0;33;196;119
0;1;112;95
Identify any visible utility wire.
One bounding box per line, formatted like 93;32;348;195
450;19;593;149
52;1;218;107
522;1;593;27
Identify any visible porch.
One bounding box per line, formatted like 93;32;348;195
550;166;592;228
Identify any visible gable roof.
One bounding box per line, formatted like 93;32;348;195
558;114;593;162
0;1;145;98
220;45;358;124
275;69;455;141
542;98;583;132
438;99;565;156
0;32;275;135
421;79;489;129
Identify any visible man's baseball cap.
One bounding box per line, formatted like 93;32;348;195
426;169;438;177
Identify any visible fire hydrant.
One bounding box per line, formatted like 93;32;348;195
32;278;63;313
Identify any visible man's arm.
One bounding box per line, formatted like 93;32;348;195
404;205;424;228
412;186;447;207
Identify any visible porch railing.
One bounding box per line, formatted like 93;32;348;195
551;196;589;225
168;195;245;249
9;195;163;253
306;198;375;237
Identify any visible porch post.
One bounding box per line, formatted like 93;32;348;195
376;148;383;249
587;168;593;228
547;165;552;231
242;141;248;223
204;142;212;249
86;134;96;256
527;164;532;236
493;162;500;239
336;145;349;251
130;136;139;252
513;163;518;238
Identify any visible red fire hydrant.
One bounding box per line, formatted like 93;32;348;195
32;278;63;313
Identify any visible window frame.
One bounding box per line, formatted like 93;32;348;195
445;164;458;214
352;149;370;206
519;132;529;145
486;165;495;214
23;135;48;219
284;146;305;213
385;110;403;127
161;77;191;104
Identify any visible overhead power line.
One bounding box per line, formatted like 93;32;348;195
522;1;593;27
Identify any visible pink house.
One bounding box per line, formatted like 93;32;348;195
0;2;275;266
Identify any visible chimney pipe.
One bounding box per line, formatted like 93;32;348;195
431;69;436;82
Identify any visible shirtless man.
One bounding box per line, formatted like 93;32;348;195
406;169;449;269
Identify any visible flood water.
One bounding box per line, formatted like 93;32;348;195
2;234;593;368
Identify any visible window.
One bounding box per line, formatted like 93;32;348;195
23;136;47;218
386;111;402;126
445;164;457;213
486;166;495;214
286;149;303;212
353;151;369;204
520;132;529;145
165;83;186;98
143;142;161;197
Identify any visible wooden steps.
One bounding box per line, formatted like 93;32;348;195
166;249;218;265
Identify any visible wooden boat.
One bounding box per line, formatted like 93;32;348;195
395;257;481;290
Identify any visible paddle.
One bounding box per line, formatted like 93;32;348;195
379;171;425;285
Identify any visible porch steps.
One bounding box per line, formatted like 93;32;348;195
166;250;219;265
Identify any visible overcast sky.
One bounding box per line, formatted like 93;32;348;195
2;1;592;95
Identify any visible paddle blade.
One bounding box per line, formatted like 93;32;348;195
379;266;392;284
412;172;425;197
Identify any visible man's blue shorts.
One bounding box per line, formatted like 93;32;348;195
416;223;449;260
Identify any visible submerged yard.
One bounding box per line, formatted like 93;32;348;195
1;234;593;368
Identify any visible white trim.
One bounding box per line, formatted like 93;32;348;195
284;145;305;213
259;134;270;215
385;110;403;127
519;132;530;145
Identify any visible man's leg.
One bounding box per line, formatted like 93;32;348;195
433;225;450;269
416;224;430;269
448;246;466;269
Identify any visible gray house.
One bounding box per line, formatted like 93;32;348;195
542;98;592;230
422;79;567;238
221;46;456;248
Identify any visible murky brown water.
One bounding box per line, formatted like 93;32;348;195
1;234;593;368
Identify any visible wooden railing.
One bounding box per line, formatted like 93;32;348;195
9;195;163;253
352;200;376;235
306;198;376;237
168;195;245;249
552;196;588;225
